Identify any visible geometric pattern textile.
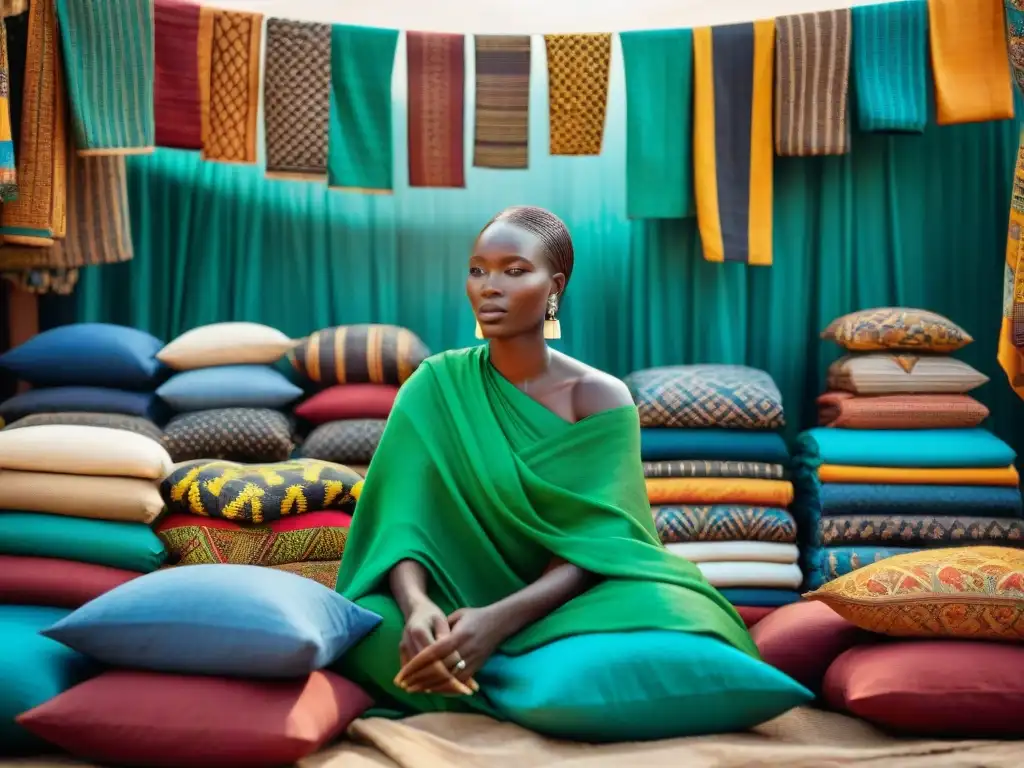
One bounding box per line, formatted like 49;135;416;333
3;412;162;442
271;559;340;590
643;460;786;479
299;419;386;465
473;35;530;169
819;514;1024;547
406;32;465;188
161;408;294;463
544;34;611;155
653;505;797;544
626;364;785;429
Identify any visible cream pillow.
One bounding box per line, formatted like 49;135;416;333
0;425;173;479
827;353;988;394
157;323;295;370
693;562;803;589
0;470;164;523
665;542;799;564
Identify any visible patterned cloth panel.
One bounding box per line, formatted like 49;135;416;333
821;307;972;352
643;460;786;479
161;407;294;463
271;559;340;589
625;364;785;429
803;545;919;590
288;324;429;387
653;505;797;544
299;419;385;465
819;515;1024;548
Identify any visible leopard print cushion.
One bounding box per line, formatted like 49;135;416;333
161;408;294;463
3;411;164;442
299;418;386;464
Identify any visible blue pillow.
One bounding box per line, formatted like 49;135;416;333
43;564;381;678
479;631;812;742
0;606;97;753
0;387;163;424
156;365;304;411
0;323;164;390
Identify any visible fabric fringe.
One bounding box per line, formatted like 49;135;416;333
154;0;202;149
473;35;530;169
544;34;611;156
774;10;852;156
197;7;262;164
407;32;465;188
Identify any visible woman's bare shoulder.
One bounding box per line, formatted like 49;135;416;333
553;352;634;420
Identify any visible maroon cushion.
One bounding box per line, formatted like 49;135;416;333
0;555;139;609
17;669;372;767
823;641;1024;738
735;605;775;627
295;384;399;423
751;600;869;694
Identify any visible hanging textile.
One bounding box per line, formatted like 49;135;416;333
197;7;262;164
1000;1;1024;397
852;0;928;133
54;0;154;155
154;0;202;149
0;0;66;247
928;0;1014;125
693;21;775;266
473;35;531;170
544;34;611;156
774;10;852;157
327;25;399;193
0;20;16;201
620;29;694;219
407;32;465;188
263;18;332;180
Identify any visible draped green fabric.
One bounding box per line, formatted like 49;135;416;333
73;46;1024;454
334;345;755;715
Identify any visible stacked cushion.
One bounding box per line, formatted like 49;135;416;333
798;307;1021;589
625;365;800;624
155;323;299;462
18;566;379;764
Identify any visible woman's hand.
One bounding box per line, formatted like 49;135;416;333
396;606;504;693
397;601;473;696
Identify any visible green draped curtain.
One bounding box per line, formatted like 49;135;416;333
75;37;1024;451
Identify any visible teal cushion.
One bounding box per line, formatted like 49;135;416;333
478;631;812;742
0;606;97;754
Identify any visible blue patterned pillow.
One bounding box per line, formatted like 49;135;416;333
626;365;785;430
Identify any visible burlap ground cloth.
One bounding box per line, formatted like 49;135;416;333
2;707;1019;767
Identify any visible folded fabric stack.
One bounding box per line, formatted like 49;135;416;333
0;424;172;753
13;565;381;765
290;324;430;475
155;457;362;590
625;364;802;626
155;322;300;463
0;323;167;437
796;307;1023;589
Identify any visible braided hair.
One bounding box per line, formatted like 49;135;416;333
483;206;574;292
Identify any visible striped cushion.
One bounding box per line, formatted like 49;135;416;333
288;325;429;387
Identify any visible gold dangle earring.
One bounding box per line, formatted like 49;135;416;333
543;294;561;340
474;320;484;339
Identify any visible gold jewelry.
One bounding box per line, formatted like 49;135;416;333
474;320;484;339
544;294;561;340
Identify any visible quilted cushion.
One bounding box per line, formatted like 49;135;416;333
160;459;361;523
156;365;303;412
821;307;972;352
804;546;1024;642
0;387;163;424
625;365;784;430
826;354;988;395
3;412;163;442
156;510;351;565
653;506;797;544
157;322;295;371
299;419;386;464
817;391;989;429
161;408;294;463
288;324;429;387
294;383;400;423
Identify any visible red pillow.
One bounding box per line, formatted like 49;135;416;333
751;600;869;694
0;555;139;608
735;605;774;627
823;641;1024;738
17;669;372;767
295;384;399;423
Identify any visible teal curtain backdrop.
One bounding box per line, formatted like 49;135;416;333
75;36;1024;451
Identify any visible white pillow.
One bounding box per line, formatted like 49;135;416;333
0;425;173;479
157;323;295;370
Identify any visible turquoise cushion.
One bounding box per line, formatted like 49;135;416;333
156;365;303;411
43;564;382;678
795;428;1015;469
0;606;96;754
0;323;164;390
479;631;812;742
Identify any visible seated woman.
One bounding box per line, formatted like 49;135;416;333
334;207;804;740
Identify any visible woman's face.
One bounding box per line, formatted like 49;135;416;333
467;221;565;339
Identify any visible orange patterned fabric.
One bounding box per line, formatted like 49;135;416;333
544;34;611;156
821;307;971;352
817;391;990;429
197;7;261;164
646;478;794;507
816;464;1020;486
805;546;1024;642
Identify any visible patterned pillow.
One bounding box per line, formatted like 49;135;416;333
827;354;988;395
804;546;1024;642
299;419;386;464
817;392;989;429
271;560;341;590
288;324;429;387
160;459;361;523
653;506;797;544
161;408;294;463
3;412;163;442
821;308;972;352
155;511;351;566
625;365;784;430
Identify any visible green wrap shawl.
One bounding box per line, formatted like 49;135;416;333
335;346;757;714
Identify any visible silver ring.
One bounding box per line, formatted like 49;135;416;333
453;659;467;673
